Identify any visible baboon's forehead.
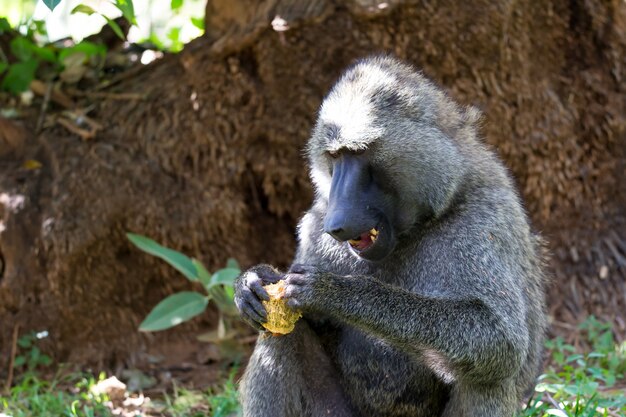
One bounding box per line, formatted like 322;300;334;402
316;61;417;152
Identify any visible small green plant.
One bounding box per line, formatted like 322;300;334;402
126;233;240;335
0;16;107;93
0;21;55;93
13;331;52;372
147;367;241;417
519;317;626;417
207;369;241;417
1;0;205;95
1;369;112;417
0;0;134;94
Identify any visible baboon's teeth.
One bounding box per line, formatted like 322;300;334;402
348;238;361;247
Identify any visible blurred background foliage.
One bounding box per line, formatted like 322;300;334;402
0;0;204;49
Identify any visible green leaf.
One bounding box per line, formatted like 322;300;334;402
209;286;238;316
28;20;48;37
103;16;125;40
166;27;184;52
126;233;198;281
224;285;234;300
171;0;183;10
10;37;35;61
13;355;26;367
190;17;204;31
114;0;137;25
193;259;212;288
71;6;126;39
566;354;584;363
226;258;239;269
17;335;33;348
38;354;52;366
42;0;62;12
1;60;38;94
30;346;41;361
545;410;568;417
0;18;12;34
148;32;166;50
58;41;106;62
209;268;239;289
139;291;208;332
71;4;97;15
0;62;7;75
167;26;181;42
32;45;56;63
9;37;55;63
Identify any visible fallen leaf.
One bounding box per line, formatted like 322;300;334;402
23;159;42;170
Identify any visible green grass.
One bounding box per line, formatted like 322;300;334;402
0;371;111;417
146;370;240;417
519;316;626;417
0;370;241;417
1;317;624;417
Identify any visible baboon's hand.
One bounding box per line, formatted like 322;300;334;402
234;264;282;331
283;264;329;312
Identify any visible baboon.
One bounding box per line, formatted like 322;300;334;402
234;56;548;417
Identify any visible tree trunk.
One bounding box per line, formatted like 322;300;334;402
0;0;624;368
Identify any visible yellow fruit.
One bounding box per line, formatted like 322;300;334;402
262;281;302;335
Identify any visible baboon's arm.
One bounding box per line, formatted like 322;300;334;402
284;256;528;384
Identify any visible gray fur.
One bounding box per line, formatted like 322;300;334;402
235;56;548;417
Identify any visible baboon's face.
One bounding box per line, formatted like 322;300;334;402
307;68;416;261
320;146;403;261
308;59;461;261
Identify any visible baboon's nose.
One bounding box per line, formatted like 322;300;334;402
324;215;342;240
324;215;357;241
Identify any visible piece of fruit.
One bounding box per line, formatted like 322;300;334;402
262;281;302;335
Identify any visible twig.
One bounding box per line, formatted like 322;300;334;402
56;110;103;140
35;82;53;133
70;91;146;101
57;118;96;140
95;64;150;91
5;323;20;393
30;80;75;109
62;110;103;131
545;392;564;411
550;320;578;330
